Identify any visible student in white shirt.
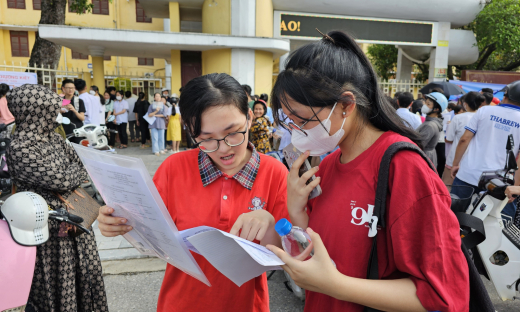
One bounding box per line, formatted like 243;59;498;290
125;91;140;142
396;92;421;130
113;90;129;148
442;92;484;185
452;81;520;217
75;79;102;126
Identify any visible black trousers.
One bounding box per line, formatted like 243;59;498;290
128;120;140;141
435;142;446;178
118;122;128;145
138;119;149;145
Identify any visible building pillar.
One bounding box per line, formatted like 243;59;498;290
230;0;256;91
254;0;274;96
0;31;5;65
429;22;450;82
89;46;105;90
168;2;182;92
202;0;231;75
396;48;413;81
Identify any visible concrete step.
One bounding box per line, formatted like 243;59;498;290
102;257;166;275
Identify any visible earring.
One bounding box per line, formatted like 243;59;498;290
342;112;346;116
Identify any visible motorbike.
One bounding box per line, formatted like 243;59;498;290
64;120;118;203
0;192;88;312
464;134;520;301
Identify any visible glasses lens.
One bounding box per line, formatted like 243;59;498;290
225;132;245;146
198;140;218;153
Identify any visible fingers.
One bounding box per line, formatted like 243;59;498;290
289;151;310;178
266;244;297;270
229;215;244;237
300;166;319;185
306;228;330;260
97;206;131;237
294;241;314;261
304;176;321;194
244;219;261;241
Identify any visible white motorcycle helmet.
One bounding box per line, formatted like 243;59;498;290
1;192;49;246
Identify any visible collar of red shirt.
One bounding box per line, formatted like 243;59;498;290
198;142;260;190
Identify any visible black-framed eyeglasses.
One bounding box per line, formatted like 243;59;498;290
193;118;249;153
278;106;327;137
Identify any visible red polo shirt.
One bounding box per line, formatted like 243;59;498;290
305;132;469;312
154;145;289;312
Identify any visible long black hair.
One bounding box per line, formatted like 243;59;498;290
179;73;248;138
91;85;105;105
271;30;422;147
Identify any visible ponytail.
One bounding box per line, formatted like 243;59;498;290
271;30;422;148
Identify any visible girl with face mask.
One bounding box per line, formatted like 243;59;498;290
96;74;289;312
266;31;469;312
147;93;167;155
416;92;448;168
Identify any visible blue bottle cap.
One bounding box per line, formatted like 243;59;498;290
275;218;293;236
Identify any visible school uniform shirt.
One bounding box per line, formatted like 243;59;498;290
458;104;520;186
305;131;469;312
113;100;129;125
396;108;421;130
154;143;289;312
445;112;475;167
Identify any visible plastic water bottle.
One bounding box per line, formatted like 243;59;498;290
275;218;314;260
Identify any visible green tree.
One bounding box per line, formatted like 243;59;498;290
28;0;97;84
367;44;430;82
367;44;398;80
456;0;520;73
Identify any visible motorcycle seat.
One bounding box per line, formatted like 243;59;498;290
502;223;520;250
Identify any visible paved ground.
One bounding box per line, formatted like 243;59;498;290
96;144;520;312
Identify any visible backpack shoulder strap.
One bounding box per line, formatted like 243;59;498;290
365;142;435;312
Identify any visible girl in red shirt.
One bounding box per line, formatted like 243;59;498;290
97;73;289;312
266;31;469;312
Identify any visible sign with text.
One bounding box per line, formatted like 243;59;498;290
0;71;38;89
278;12;434;45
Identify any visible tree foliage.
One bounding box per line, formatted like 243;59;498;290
367;44;398;80
367;44;429;82
457;0;520;72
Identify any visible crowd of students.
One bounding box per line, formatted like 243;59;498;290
11;29;520;312
391;84;520;219
57;80;182;154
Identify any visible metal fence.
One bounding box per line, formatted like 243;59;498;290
0;62;165;96
379;79;426;99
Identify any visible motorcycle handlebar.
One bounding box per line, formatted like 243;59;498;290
48;209;91;234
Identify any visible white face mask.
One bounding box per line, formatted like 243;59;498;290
116;96;122;101
421;105;432;115
291;102;346;156
89;90;96;96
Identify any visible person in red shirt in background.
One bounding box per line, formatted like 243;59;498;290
97;73;289;312
266;30;469;312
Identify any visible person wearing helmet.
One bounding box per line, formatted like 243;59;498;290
452;81;520;218
416;91;448;167
5;84;108;312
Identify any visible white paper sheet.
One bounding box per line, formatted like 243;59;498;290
181;226;284;287
73;144;210;286
143;114;156;125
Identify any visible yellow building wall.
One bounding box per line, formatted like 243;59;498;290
202;49;231;75
202;0;230;35
254;50;273;97
1;0;165;82
255;0;273;38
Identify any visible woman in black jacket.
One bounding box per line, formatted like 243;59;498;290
134;92;150;148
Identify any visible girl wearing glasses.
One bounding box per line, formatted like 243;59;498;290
97;73;289;312
266;31;469;312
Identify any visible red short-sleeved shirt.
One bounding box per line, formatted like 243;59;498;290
153;145;289;312
305;131;469;312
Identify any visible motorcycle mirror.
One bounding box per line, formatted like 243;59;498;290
61;117;71;125
506;134;514;151
507;150;518;171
